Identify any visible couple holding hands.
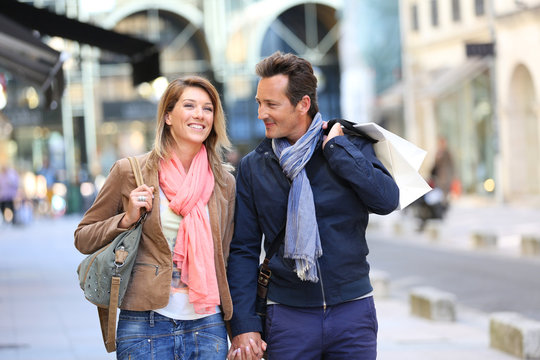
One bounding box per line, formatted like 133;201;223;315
75;51;399;360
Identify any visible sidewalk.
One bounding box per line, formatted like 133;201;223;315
376;298;515;359
371;195;540;258
1;198;537;359
370;195;540;359
0;215;114;360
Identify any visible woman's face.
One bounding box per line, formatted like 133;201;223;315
166;86;214;147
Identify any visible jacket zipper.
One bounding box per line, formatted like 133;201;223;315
135;262;160;276
316;261;327;311
267;149;325;309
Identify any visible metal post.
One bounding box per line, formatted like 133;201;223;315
61;65;80;213
487;0;502;203
204;0;227;81
81;45;98;177
398;0;418;144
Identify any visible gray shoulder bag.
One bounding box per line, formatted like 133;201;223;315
77;156;146;353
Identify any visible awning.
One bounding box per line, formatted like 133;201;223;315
0;13;65;108
377;81;404;110
376;57;491;113
422;57;491;98
0;0;160;106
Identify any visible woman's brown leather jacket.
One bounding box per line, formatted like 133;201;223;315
74;152;235;320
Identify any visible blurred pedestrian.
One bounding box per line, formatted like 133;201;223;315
226;52;399;360
0;164;20;225
414;136;455;231
75;76;236;359
37;156;56;204
431;136;454;202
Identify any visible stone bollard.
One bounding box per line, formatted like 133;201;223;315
369;270;390;299
490;312;540;359
471;231;498;249
393;221;404;235
521;234;540;256
425;219;442;242
409;286;456;321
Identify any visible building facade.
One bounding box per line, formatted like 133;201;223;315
82;0;344;175
397;0;540;203
494;0;540;202
1;0;351;213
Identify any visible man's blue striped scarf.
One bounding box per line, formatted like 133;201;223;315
272;113;323;282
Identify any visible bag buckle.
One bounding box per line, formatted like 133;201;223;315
258;268;271;287
114;246;128;268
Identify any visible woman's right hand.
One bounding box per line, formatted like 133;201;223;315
119;185;154;228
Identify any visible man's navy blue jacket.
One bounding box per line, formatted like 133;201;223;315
226;133;400;337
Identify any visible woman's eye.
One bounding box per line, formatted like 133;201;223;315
184;103;194;108
204;107;213;112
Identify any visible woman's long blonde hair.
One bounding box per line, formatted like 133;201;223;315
152;76;232;185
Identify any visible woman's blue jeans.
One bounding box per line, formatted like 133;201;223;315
116;310;227;360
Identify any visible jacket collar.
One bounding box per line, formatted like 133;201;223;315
255;138;273;154
254;136;324;160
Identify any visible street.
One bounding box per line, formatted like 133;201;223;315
368;233;540;321
0;204;529;359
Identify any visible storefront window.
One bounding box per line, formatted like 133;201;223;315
436;71;493;196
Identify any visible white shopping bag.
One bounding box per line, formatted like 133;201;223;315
353;123;431;210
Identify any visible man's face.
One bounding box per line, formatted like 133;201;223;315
255;74;309;144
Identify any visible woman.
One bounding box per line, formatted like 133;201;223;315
75;76;236;359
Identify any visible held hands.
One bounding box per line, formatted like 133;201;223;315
227;332;267;360
119;185;154;228
322;121;344;149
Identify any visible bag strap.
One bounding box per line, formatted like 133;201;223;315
98;276;121;352
257;225;285;299
98;156;144;353
128;156;144;187
265;226;285;263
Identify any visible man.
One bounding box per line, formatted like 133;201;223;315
227;51;399;360
431;136;454;200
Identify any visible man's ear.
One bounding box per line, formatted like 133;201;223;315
297;95;311;115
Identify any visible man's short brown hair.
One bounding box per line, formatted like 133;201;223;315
256;51;319;119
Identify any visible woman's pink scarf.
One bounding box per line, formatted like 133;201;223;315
159;145;219;314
